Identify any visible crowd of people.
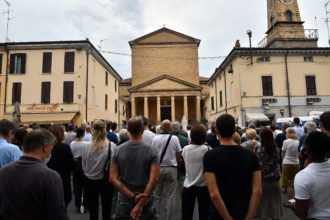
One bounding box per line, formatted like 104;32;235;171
0;112;329;220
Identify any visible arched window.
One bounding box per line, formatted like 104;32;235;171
270;16;275;27
286;11;292;22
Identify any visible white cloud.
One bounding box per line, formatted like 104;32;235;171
0;0;328;79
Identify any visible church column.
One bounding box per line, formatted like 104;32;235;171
131;97;136;117
196;95;201;122
184;96;188;120
144;96;148;118
157;96;161;125
171;96;175;122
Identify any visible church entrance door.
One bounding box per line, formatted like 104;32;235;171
161;107;171;122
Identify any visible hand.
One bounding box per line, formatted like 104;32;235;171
131;204;143;219
134;193;147;203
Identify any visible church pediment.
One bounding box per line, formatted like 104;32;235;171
129;27;200;45
129;75;202;92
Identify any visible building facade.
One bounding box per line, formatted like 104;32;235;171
2;40;121;126
0;45;7;117
120;28;209;125
207;0;330;126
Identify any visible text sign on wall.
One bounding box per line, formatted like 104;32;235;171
26;106;58;112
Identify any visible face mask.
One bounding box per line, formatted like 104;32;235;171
44;146;52;164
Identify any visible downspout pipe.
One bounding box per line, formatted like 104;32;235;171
4;45;9;113
224;70;228;114
85;48;89;123
285;50;292;117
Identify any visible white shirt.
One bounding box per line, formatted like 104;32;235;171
295;160;330;219
152;134;182;167
282;139;299;164
187;130;191;144
70;140;85;158
83;133;92;142
82;140;116;180
142;129;155;145
182;144;209;188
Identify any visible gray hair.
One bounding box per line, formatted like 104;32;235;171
282;122;291;130
156;125;161;134
118;129;130;142
172;121;181;132
304;122;317;134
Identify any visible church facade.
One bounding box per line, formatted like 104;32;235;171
120;28;209;125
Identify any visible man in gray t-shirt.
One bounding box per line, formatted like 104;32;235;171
110;116;160;219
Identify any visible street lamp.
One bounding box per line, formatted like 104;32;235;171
247;30;253;65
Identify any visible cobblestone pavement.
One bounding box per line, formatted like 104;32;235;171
69;186;298;220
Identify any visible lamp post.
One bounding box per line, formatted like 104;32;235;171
247;30;253;65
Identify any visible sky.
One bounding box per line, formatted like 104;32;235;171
0;0;329;79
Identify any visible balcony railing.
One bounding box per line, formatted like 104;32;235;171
258;29;319;48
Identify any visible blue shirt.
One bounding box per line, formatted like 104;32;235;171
294;126;304;140
107;131;118;144
206;133;220;149
0;138;22;168
83;133;92;142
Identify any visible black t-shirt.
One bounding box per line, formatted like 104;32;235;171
203;145;260;220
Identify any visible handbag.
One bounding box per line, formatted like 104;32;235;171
103;142;111;183
160;134;172;164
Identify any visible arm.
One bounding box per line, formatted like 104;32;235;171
131;164;160;218
294;199;310;219
244;171;262;220
110;163;137;200
176;152;181;165
282;151;286;160
47;174;70;220
204;172;233;220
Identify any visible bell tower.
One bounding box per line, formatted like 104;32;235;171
264;0;318;48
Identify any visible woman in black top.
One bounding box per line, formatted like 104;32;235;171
47;125;76;207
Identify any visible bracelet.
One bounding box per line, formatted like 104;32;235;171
132;193;138;203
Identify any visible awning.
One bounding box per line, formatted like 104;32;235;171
246;113;269;122
7;113;78;125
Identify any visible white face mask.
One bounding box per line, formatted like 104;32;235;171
44;146;52;164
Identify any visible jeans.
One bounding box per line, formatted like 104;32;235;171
182;186;210;220
155;167;177;220
114;192;158;220
73;160;87;209
85;177;114;220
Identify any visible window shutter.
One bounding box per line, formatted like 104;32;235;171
42;52;52;73
21;54;26;73
211;97;214;111
262;76;273;96
220;91;223;107
105;94;108;110
63;81;74;103
12;83;21;104
41;82;51;103
64;52;75;73
9;54;15;74
115;99;118;113
105;72;108;85
306;76;316;96
0;54;2;74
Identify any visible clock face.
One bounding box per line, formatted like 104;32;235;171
280;0;294;6
268;0;275;11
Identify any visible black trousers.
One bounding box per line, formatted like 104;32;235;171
73;160;87;209
182;186;210;220
85;177;114;220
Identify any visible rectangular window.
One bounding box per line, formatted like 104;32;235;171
12;82;22;104
304;56;313;62
306;76;317;96
42;52;52;73
115;80;117;92
105;94;108;110
64;52;75;73
105;72;108;85
63;81;74;103
258;56;270;62
115;99;118;113
220;91;223;107
10;53;26;74
262;76;273;96
211;97;214;111
0;53;3;74
41;82;51;104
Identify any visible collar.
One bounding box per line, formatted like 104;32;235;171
0;138;7;143
17;156;44;164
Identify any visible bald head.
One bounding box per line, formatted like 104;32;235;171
86;125;91;133
127;116;144;137
161;120;172;134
